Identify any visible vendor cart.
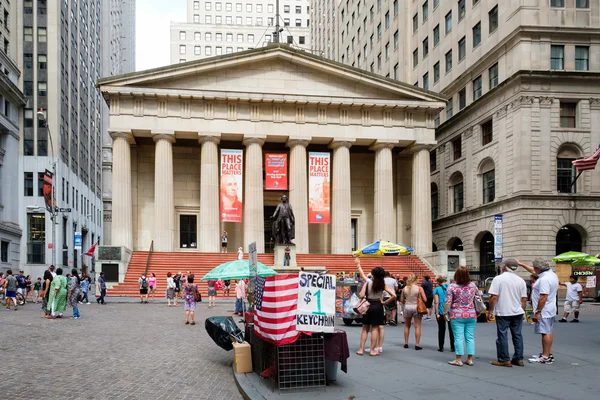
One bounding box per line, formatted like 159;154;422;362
572;266;600;301
335;279;363;326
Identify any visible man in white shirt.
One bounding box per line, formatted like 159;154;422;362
488;258;528;367
559;275;583;323
383;272;399;325
517;259;559;364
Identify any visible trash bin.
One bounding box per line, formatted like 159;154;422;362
325;359;339;382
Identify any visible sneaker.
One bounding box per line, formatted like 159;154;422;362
86;302;91;304
570;319;579;323
529;354;554;364
558;318;568;323
424;317;432;321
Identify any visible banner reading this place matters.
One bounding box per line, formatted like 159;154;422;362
308;152;330;224
265;153;288;190
220;149;243;222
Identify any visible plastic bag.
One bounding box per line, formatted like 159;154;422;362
205;316;244;351
344;293;360;315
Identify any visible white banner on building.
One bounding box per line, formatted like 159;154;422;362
296;272;336;332
494;214;502;262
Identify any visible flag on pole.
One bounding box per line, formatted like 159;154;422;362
84;242;97;257
572;145;600;173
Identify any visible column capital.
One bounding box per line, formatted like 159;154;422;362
409;143;434;153
198;135;220;145
329;139;354;150
590;98;600;110
370;141;397;152
243;136;266;147
109;130;135;143
152;134;176;144
286;138;311;148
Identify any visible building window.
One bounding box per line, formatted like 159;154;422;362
423;72;429;90
385;42;390;59
206;32;212;41
557;158;576;193
551;0;564;6
430;150;437;171
489;63;499;89
194;32;201;41
299;36;306;45
393;63;399;79
24;27;33;42
413;13;418;33
445;50;452;72
179;45;186;54
445;11;452;34
489;5;498;33
576;0;589;8
434;62;440;82
193;14;199;23
452;175;464;213
27;214;46;264
179;31;186;40
483;169;495;204
458;0;466;21
434;113;440;128
24;172;34;196
385;11;390;29
0;241;8;263
205;46;212;56
453;137;462;160
423;1;428;22
24;109;34;128
560;102;577;128
24;81;33;96
287;36;293;44
378;23;382;38
473;22;481;47
38;173;45;197
38;82;47;97
551;45;564;70
433;24;440;46
481;119;493;145
575;46;589;71
38;27;47;42
423;37;429;58
394;30;399;48
194;46;201;55
394;0;399;15
446;101;453;119
226;33;233;42
24;54;33;68
431;183;439;220
413;48;418;68
248;34;254;43
377;53;382;70
472;75;482;100
216;47;222;55
458;36;466;61
458;87;466;110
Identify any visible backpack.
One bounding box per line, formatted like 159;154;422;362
141;278;148;289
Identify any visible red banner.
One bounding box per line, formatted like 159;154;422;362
265;153;288;190
43;169;53;213
308;152;330;224
220;149;243;222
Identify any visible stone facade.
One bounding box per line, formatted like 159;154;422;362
99;45;445;255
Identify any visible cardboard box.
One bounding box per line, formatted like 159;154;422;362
232;341;252;373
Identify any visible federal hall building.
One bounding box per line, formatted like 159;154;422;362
99;44;446;255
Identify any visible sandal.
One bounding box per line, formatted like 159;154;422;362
355;350;364;356
448;360;463;367
465;361;474;366
191;322;195;325
369;352;379;357
185;321;189;325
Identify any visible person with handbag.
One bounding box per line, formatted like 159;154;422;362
183;274;200;325
355;266;396;357
400;274;428;350
443;266;480;367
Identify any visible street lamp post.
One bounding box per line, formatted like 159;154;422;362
37;109;57;267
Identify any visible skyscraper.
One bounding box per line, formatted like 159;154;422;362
170;0;311;63
101;0;136;245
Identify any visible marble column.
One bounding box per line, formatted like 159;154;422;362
243;137;265;252
198;135;220;252
287;139;310;253
330;141;352;254
110;131;134;250
411;144;433;255
372;142;395;242
153;133;175;251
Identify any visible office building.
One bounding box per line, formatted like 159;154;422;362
312;0;600;277
170;0;311;63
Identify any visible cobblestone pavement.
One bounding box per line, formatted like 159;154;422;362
0;300;243;400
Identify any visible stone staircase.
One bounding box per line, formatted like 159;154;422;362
106;252;432;297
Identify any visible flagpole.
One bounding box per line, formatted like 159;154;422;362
568;171;583;190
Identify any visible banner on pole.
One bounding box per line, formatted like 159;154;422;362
494;214;503;263
220;149;243;222
43;169;53;213
265;153;288;190
308;152;330;224
297;272;336;332
74;232;82;250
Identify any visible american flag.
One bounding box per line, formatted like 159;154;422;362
253;274;300;346
572;145;600;173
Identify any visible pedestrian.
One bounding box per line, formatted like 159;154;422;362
559;275;583;323
444;266;479;367
33;277;42;304
16;270;27;303
0;272;4;300
396;274;406;322
223;280;231;298
2;269;18;311
80;276;90;304
487;259;527;367
355;267;396;356
138;274;149;304
518;259;559;364
67;268;82;319
433;276;454;352
26;275;34;302
234;279;246;316
173;273;181;305
166;272;176;307
48;268;68;319
184;274;200;325
221;231;228;253
41;266;54;317
237;247;243;260
96;272;107;305
148;272;157;300
421;275;434;321
207;279;217;308
283;244;291;266
400;274;427;350
383;271;398;325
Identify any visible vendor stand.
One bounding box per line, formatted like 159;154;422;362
553;252;600;301
335;273;363;326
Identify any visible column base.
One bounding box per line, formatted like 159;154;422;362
274;244;296;267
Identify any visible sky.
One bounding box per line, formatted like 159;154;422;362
136;0;187;71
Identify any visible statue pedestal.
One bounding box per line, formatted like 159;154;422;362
274;244;296;267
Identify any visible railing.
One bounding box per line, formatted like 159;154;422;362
143;241;154;277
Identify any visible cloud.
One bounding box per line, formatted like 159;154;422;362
136;0;186;71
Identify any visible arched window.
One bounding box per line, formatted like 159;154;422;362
479;232;495;275
557;145;580;194
556;225;582;255
449;172;464;213
479;159;495;204
431;183;439;220
448;237;463;251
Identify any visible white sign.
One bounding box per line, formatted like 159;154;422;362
296;272;336;333
586;276;596;289
74;232;82;250
494;214;502;262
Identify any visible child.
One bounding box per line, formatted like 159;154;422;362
559;275;583;323
80;276;90;304
33;277;42;303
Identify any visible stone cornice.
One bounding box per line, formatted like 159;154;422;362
539;97;553;108
590;98;600;110
0;222;23;237
242;137;266;147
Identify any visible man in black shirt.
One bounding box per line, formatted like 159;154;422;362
421;275;434;321
40;265;55;318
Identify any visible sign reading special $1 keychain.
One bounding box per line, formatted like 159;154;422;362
296;272;336;333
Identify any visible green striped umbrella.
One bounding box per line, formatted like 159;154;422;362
200;259;277;281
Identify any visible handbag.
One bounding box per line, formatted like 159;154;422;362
353;298;371;315
474;294;486;315
194;289;202;302
417;294;428;315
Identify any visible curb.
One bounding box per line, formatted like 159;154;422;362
232;364;267;400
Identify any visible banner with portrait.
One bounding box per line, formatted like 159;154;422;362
264;153;288;190
220;149;243;222
43;169;53;213
308;152;330;224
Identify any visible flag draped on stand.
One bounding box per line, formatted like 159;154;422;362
253;274;301;346
572;145;600;172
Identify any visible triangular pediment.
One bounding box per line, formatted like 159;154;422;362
99;44;446;105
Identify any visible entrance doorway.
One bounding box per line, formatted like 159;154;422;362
180;215;197;249
264;206;276;253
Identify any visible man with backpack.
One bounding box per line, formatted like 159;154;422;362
139;274;149;304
